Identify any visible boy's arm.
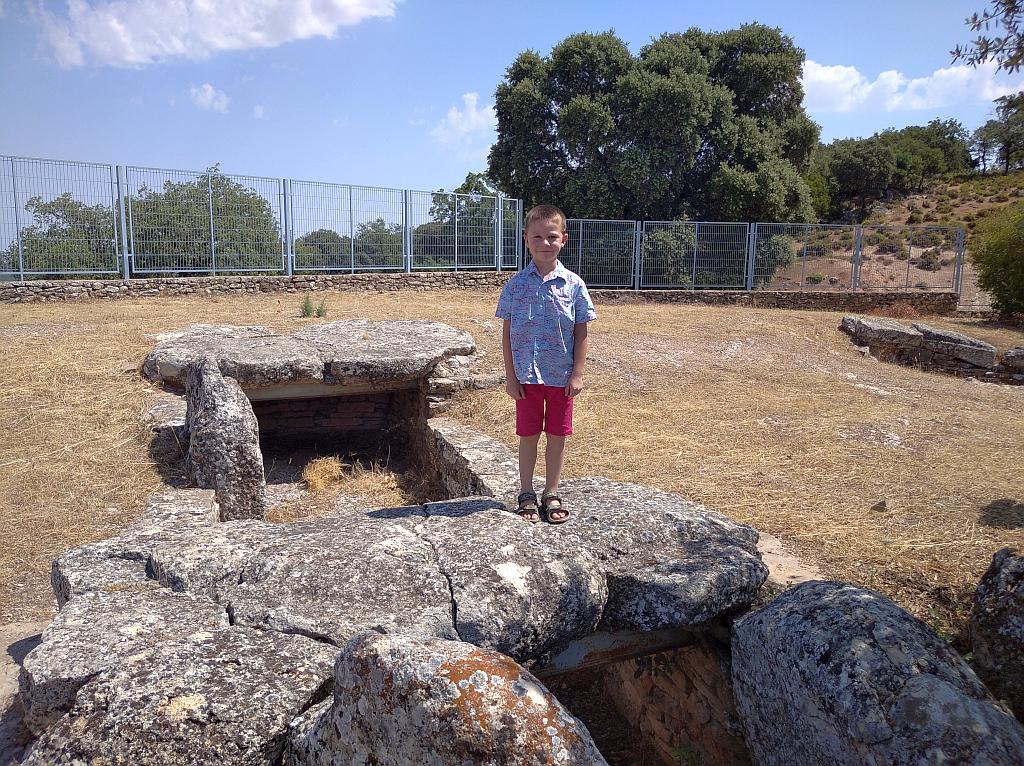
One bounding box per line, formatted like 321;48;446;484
502;319;525;400
566;322;589;397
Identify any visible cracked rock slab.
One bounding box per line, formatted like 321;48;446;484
554;478;768;631
19;589;229;735
840;315;923;347
141;324;279;386
283;631;608;766
731;580;1024;766
420;499;607;665
21;627;336;766
227;513;456;645
912;322;997;368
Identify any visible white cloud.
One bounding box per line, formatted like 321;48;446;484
430;92;496;147
253;104;265;120
802;60;1024;113
189;83;229;113
33;0;398;68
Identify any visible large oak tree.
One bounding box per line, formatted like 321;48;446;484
487;25;818;223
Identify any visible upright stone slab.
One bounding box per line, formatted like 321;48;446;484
970;547;1024;721
184;357;266;520
732;580;1024;765
284;632;608;766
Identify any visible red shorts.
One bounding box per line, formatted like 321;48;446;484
516;384;574;437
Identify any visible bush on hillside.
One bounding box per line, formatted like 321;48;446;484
971;201;1024;315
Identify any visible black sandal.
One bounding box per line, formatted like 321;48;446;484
541;494;569;524
516;491;540;523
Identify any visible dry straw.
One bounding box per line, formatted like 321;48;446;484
1;291;1022;645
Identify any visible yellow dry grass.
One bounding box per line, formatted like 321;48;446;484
1;290;1022;646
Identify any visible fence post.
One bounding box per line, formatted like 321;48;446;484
495;194;503;272
282;179;292;277
10;157;25;281
403;189;412;273
691;222;699;287
633;221;642;290
207;172;216;276
348;185;355;274
745;223;757;291
953;228;966;293
852;226;862;289
904;229;913;290
453;194;459;272
116;165;130;279
516;199;524;269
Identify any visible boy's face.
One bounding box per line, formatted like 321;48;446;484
524;216;568;270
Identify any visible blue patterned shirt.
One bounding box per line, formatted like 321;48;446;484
496;261;597;386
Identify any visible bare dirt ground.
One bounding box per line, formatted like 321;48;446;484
1;290;1022;654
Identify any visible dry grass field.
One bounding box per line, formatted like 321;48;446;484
1;290;1021;649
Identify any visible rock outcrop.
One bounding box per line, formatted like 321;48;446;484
22;627;335;766
731;580;1024;765
285;632;608;765
838;315;1021;383
970;547;1024;721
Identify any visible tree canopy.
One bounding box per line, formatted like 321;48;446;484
952;0;1024;72
488;25;819;223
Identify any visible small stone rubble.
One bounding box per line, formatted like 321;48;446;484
839;314;1023;383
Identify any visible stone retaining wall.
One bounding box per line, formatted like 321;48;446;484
2;273;959;314
591;288;960;314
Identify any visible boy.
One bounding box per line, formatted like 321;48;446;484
495;204;596;524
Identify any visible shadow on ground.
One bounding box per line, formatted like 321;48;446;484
979;498;1024;530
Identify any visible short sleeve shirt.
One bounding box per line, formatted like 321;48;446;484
495;261;596;386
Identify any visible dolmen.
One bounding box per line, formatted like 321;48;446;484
14;320;1024;765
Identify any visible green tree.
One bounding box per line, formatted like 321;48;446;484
971;200;1024;314
991;92;1024;172
952;0;1024;72
2;193;118;273
972;120;1002;172
488;25;817;224
827;138;896;215
129;166;282;271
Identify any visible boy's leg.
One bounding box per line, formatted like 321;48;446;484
541;385;573;522
518;434;541;494
543;434;566;497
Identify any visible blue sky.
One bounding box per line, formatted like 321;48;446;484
1;0;1022;192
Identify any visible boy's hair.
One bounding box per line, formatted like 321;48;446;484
525;204;566;232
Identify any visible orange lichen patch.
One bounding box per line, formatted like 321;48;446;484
157;693;207;721
434;647;587;756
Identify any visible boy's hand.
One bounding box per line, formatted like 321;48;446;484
505;378;525;400
565;373;584;398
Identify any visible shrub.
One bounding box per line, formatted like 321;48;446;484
916;248;943;272
315;298;327;318
300;293;314;317
806;272;826;284
971;201;1024;315
906;211;923;225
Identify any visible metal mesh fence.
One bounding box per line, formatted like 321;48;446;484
640;221;749;288
126;167;287;274
2;153;972;293
858;226;960;291
752;223;857;290
1;156;120;275
562;220;635;287
350;185;404;270
290;180;356;272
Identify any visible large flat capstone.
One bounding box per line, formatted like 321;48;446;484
141;320;477;391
